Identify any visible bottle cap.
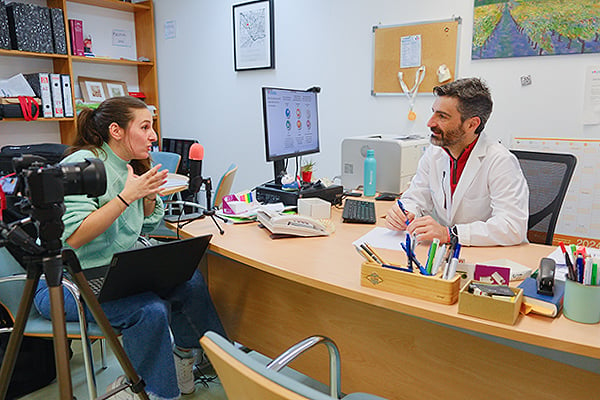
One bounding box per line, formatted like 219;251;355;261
366;149;375;157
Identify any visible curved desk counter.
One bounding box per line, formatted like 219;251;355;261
173;202;599;400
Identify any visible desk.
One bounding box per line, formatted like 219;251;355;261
173;203;599;400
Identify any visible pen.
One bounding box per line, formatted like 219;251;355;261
360;243;383;264
576;254;584;283
381;264;413;273
559;241;576;280
401;241;427;274
425;238;439;274
354;244;375;263
444;243;461;280
406;234;413;270
363;242;389;265
431;243;447;275
396;199;410;226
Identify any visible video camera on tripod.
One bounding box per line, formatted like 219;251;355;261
0;155;150;400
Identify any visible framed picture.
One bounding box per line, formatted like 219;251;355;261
79;77;106;103
78;77;129;103
232;0;274;71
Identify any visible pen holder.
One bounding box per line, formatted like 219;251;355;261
360;261;460;304
563;279;600;324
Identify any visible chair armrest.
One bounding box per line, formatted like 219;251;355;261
266;335;342;399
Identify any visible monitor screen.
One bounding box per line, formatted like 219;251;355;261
262;87;320;162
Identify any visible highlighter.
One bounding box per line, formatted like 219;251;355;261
425;238;439;274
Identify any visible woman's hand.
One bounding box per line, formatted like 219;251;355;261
119;164;167;204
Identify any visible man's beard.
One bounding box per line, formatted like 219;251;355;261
429;125;464;148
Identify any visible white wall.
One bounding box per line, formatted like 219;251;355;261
154;0;600;193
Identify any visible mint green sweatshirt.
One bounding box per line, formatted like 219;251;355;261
61;143;164;269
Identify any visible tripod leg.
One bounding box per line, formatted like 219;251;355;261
48;285;74;398
209;214;225;235
0;268;43;399
62;250;150;400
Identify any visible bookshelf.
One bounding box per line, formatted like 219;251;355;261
0;0;160;146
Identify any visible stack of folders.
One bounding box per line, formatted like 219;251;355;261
517;277;565;318
23;72;73;118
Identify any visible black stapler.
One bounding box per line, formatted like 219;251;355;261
537;257;556;296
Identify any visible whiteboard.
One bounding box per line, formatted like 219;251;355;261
512;137;600;248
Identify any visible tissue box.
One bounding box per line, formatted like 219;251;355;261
298;197;330;219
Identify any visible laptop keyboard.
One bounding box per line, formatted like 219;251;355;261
87;277;104;296
342;199;376;224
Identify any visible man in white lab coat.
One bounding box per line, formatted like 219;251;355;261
386;77;529;246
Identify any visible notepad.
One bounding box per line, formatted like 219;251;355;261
517;277;565;318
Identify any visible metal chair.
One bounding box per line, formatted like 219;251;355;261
510;149;577;245
0;247;118;400
200;330;388;400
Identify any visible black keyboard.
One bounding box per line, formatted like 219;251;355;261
342;199;376;224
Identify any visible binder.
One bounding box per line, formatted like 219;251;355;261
49;73;64;118
23;73;53;118
49;8;67;55
0;0;10;50
61;74;73;117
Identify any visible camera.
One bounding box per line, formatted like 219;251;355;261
12;155;106;207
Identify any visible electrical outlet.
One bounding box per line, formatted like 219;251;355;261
520;75;532;86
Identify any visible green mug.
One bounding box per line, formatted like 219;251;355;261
563;278;600;324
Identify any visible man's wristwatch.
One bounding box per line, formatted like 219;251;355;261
448;225;458;244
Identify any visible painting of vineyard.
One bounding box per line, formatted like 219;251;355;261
472;0;600;59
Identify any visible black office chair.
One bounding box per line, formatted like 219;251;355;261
510;149;577;245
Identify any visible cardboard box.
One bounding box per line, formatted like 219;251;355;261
360;261;460;304
458;280;523;325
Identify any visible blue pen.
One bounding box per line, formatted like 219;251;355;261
401;242;427;274
381;264;413;273
576;254;584;283
396;199;410;226
406;233;413;269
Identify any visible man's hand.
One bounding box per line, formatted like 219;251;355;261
385;202;415;231
406;215;450;243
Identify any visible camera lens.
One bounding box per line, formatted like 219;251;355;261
61;158;107;197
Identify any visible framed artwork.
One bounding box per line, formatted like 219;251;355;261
78;77;129;103
232;0;274;71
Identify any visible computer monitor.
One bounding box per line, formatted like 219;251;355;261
161;137;198;176
262;87;320;183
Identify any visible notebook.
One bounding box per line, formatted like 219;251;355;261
82;235;212;303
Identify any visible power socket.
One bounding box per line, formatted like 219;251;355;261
520;75;532;86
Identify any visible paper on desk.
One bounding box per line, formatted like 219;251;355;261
352;227;404;250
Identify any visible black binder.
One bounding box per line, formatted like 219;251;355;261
0;0;10;50
49;8;66;55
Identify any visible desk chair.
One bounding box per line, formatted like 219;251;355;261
0;248;117;400
150;151;183;214
213;163;238;209
200;331;387;400
510;149;577;245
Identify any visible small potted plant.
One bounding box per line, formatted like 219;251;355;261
301;160;315;183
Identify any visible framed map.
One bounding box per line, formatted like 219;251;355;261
232;0;274;70
472;0;600;59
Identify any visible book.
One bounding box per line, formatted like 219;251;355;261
23;73;53;118
517;277;565;318
60;74;73;117
68;18;84;56
49;73;64;118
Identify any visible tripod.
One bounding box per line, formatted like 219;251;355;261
0;209;148;399
176;177;226;235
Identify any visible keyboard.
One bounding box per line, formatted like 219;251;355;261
342;199;376;224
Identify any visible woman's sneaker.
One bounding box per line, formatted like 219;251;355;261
174;353;196;395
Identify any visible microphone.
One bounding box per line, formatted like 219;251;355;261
188;143;204;194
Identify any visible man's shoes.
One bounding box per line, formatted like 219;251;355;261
106;375;140;400
174;352;196;395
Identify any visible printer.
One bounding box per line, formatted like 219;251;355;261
341;135;429;194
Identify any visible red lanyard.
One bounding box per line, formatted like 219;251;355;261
18;96;39;121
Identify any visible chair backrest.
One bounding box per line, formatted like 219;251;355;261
213;163;238;209
510;150;577;245
200;331;334;400
150;151;181;174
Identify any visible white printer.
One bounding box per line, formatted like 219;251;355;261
341;135;429;194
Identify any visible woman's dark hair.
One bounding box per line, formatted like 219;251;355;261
68;96;151;175
432;77;493;134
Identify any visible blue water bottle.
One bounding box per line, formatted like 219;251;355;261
363;149;376;197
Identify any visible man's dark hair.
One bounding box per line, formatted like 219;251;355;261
432;77;493;134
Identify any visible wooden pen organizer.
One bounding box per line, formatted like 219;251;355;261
360;262;461;304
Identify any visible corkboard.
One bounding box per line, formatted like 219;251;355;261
372;18;461;95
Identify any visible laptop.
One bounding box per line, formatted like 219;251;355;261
82;235;212;303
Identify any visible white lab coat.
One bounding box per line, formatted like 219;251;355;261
400;133;529;246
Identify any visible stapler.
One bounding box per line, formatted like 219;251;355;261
537;257;556;296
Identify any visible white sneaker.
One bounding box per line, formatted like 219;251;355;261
174;353;196;395
106;375;140;400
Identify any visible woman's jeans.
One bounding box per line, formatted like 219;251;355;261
34;270;226;399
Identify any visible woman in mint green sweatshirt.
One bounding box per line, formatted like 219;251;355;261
34;96;226;400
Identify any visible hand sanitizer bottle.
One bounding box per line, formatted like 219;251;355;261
363;149;376;197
